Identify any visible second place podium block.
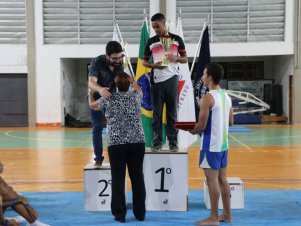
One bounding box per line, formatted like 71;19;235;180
84;163;127;211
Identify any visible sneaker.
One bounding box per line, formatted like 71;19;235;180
151;146;162;152
169;145;179;152
26;220;51;226
94;159;103;167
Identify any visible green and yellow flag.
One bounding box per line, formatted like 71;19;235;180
135;18;153;147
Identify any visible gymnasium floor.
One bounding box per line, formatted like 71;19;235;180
1;125;301;225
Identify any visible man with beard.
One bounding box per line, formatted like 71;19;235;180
88;41;124;167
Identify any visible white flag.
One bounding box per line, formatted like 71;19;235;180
176;16;197;150
112;24;120;42
112;23;132;76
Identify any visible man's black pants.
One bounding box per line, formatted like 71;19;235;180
151;75;179;147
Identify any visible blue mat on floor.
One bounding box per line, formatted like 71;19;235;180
5;190;301;226
229;126;253;133
234;115;261;124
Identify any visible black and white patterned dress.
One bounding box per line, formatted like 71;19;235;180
98;90;145;147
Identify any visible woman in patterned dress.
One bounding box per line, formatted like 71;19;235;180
89;72;146;223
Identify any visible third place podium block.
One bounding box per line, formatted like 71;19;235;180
143;149;188;211
204;177;244;209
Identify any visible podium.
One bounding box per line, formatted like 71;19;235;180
204;177;244;209
84;163;117;211
143;149;188;211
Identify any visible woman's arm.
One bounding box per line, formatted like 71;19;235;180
88;89;101;111
132;81;142;93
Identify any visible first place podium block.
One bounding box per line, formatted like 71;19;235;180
84;163;113;211
143;149;188;211
204;177;244;209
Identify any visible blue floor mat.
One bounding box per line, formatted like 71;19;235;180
229;126;253;133
4;190;301;226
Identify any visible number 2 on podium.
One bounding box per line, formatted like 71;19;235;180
154;167;171;193
98;179;111;197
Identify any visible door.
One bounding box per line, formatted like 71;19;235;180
0;74;28;126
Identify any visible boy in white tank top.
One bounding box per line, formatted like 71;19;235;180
188;63;234;226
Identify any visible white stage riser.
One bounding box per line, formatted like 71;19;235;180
84;163;127;211
204;177;244;209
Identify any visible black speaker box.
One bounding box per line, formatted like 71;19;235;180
263;84;283;116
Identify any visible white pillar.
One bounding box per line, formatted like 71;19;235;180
293;0;301;123
26;0;36;126
149;0;160;37
165;0;177;33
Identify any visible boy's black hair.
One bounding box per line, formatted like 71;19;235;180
151;13;166;22
205;63;224;85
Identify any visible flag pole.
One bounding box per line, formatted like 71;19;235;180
177;8;181;31
143;8;148;32
178;7;182;21
190;15;210;78
114;20;135;78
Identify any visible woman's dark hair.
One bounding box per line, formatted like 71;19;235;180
151;13;166;22
114;72;132;92
106;41;123;56
205;63;224;85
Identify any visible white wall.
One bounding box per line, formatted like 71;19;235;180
0;45;27;73
35;57;62;124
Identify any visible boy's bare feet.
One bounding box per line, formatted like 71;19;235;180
195;217;219;226
218;214;232;223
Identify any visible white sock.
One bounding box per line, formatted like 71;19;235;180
5;216;26;223
27;219;51;226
